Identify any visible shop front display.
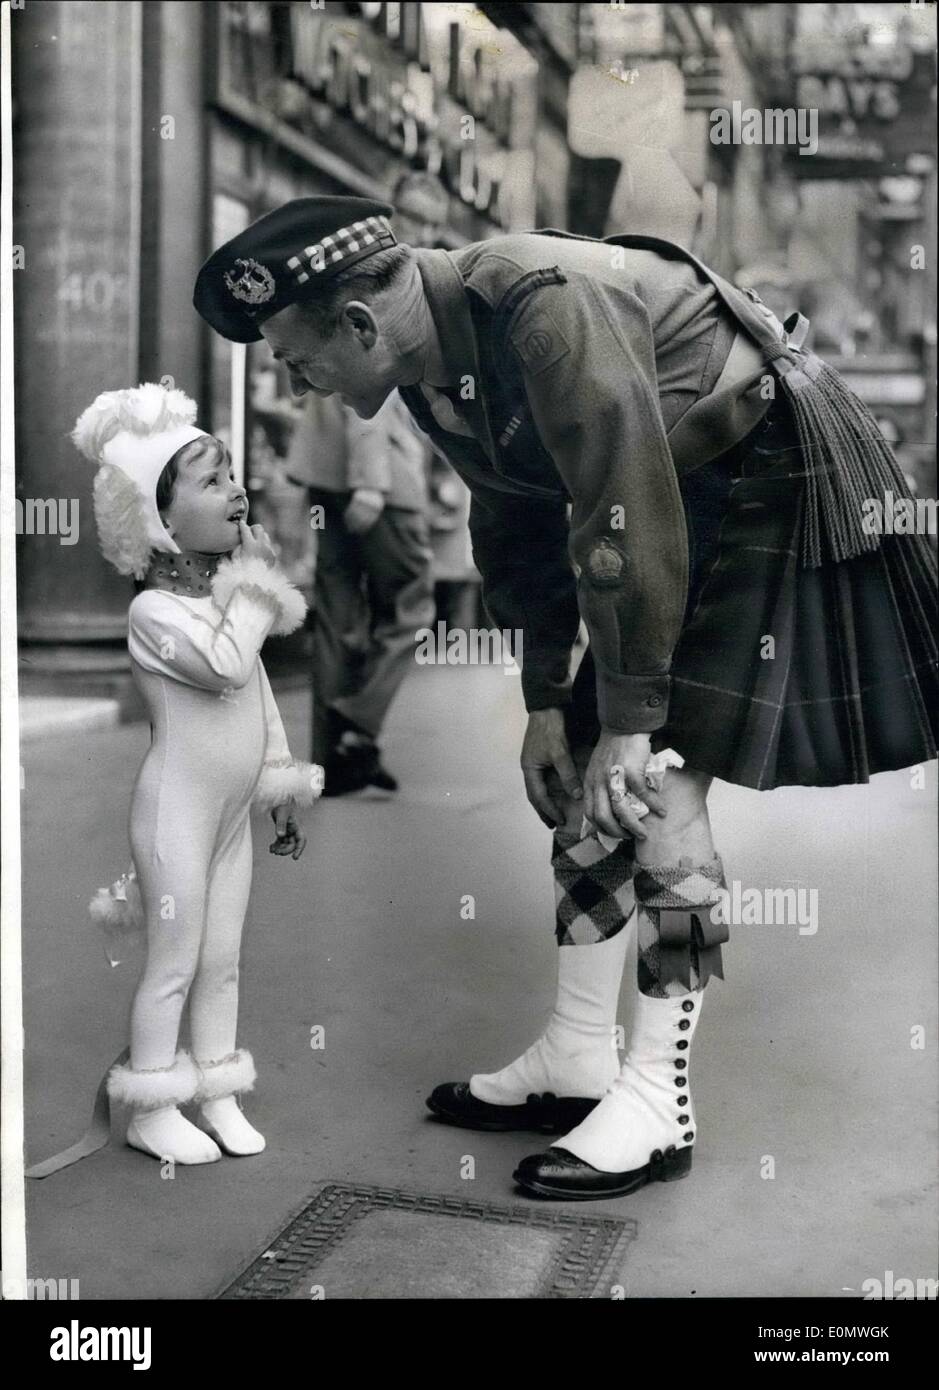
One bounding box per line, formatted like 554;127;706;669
205;1;539;603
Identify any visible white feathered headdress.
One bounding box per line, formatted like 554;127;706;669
72;383;209;578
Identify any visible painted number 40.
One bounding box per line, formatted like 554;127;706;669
57;272;128;313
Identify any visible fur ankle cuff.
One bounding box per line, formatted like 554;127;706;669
107;1051;199;1111
194;1049;257;1101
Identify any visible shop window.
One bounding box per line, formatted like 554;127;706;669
209;191;314;598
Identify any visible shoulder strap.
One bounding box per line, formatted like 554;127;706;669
601;232;793;360
534;227;796;363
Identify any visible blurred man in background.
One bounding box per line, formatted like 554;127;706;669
286;389;433;795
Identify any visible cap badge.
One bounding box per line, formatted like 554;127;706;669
224;258;276;306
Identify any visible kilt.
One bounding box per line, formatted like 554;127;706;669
566;394;938;790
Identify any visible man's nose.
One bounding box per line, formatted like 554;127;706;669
288;371;310;398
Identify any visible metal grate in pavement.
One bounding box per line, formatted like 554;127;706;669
217;1182;637;1300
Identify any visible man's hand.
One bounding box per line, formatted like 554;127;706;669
583;730;667;841
343;488;385;535
269;805;307;860
520;708;583;828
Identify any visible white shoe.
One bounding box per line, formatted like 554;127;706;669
194;1050;265;1156
127;1108;222;1165
108;1051;221;1165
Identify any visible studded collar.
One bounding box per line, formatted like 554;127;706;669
144;549;222;599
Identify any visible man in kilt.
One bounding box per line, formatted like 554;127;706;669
194;198;937;1201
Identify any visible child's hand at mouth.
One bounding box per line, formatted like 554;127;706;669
269;805;307;860
236;519;278;566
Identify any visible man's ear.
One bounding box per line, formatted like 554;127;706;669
342;300;378;346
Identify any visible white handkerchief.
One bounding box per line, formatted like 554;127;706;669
583;747;685;851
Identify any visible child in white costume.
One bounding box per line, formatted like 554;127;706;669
74;383;321;1166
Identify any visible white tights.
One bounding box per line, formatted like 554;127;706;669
130;813;252;1071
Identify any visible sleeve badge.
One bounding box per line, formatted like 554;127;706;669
511;310;571;375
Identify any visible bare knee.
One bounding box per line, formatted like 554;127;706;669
637;767;713;863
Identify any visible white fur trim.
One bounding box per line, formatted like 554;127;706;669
253;760;324;813
76;384;208;577
211;555;307;637
92;465;159;579
194;1049;257;1102
107;1051;199;1111
89;869;144;934
100;422;203;562
72;383;198;465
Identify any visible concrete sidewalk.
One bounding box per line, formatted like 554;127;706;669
19;665;938;1298
18;694;120;742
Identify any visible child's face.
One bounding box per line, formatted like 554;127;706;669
161;436;248;554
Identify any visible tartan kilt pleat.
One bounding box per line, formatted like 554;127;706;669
568;396;938;790
655;398;938;789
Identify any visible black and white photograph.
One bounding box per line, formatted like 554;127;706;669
1;0;937;1344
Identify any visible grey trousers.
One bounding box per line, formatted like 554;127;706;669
309;489;435;761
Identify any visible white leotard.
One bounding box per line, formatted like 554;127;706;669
123;581;309;1071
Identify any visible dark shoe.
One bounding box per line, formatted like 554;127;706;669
325;708;369;745
367;760;398;792
324;722;399;795
512;1142;693;1201
319;750;374;797
350;740;398;792
426;1082;599;1134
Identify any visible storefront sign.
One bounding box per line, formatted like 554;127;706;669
782;45;935;178
288;4;437;163
218;2;536;228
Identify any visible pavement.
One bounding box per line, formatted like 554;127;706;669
19;664;938;1299
18;695;120;742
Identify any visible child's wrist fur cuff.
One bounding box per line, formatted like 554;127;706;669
211;555;307;637
253;759;324;812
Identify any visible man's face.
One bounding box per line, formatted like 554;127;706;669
260;300;395;419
